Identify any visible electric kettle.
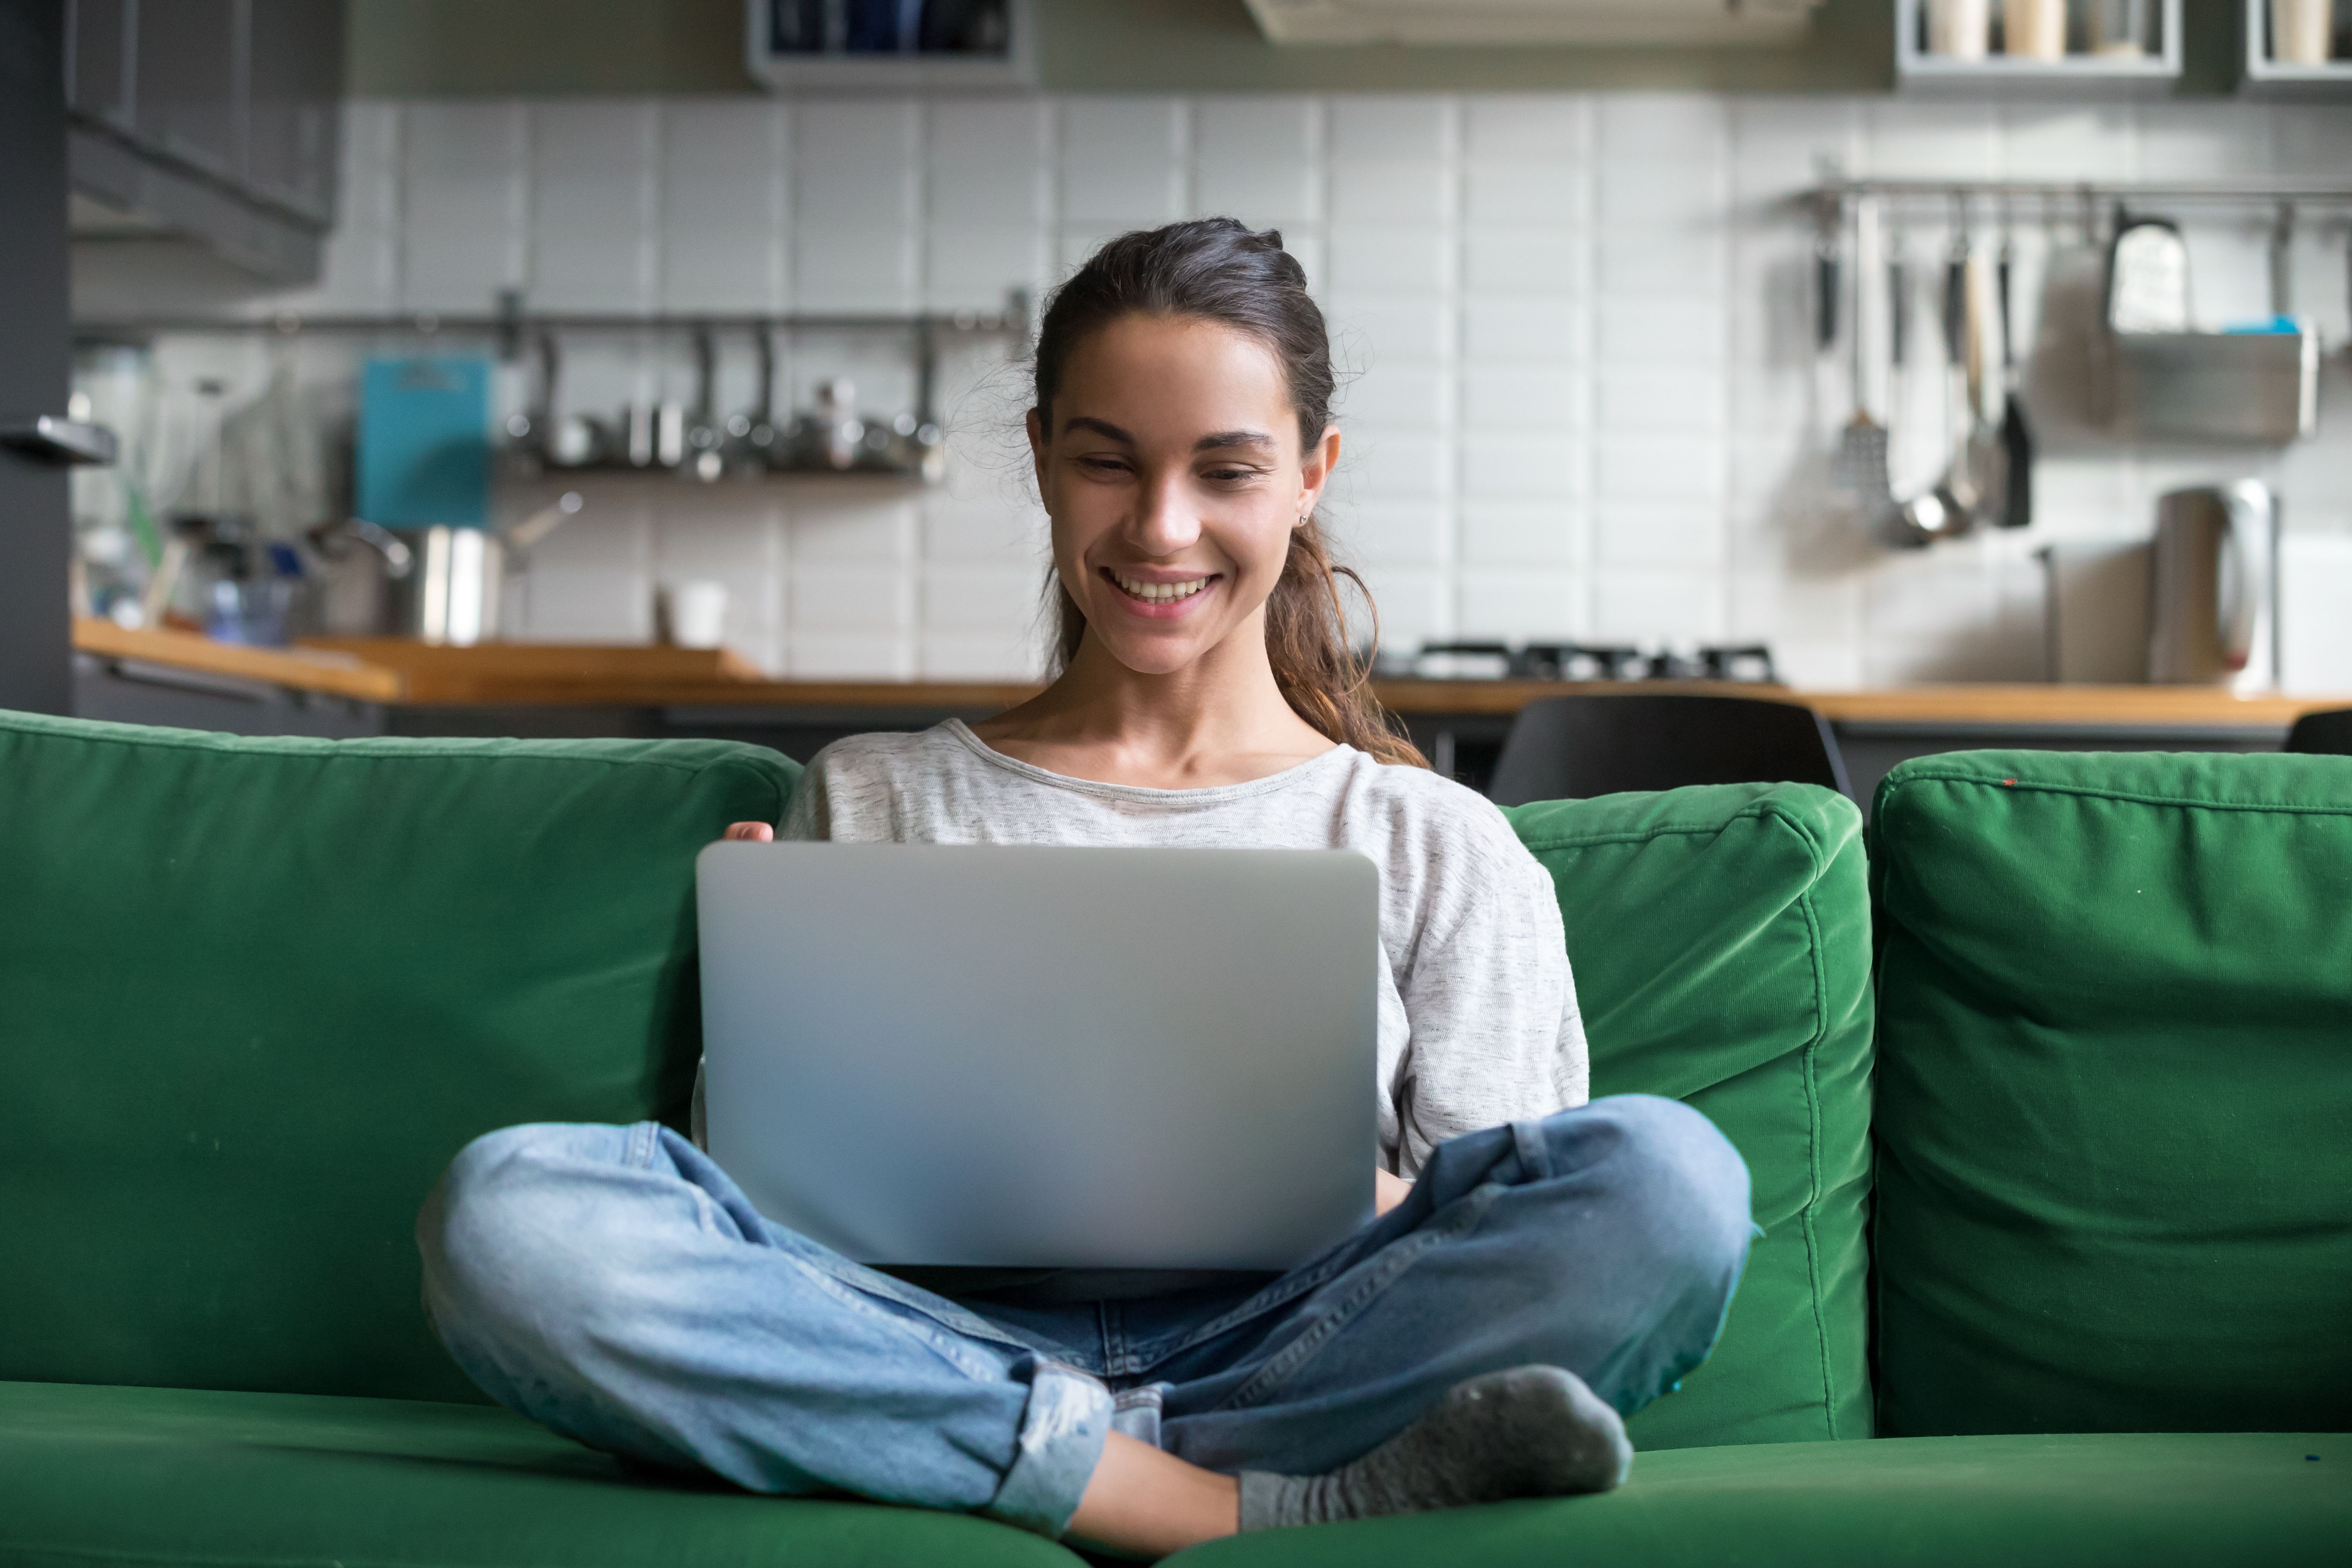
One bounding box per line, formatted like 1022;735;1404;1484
2147;481;2277;692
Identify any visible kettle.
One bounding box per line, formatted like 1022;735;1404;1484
2147;481;2277;692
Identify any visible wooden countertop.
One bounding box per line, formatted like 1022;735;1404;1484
71;624;2346;729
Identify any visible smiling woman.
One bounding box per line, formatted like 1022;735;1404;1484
1000;218;1425;778
422;218;1751;1564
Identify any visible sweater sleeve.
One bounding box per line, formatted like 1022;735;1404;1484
1390;809;1589;1175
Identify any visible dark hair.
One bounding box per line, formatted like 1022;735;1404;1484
1032;218;1426;768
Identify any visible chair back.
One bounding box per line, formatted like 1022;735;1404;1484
2285;707;2352;755
1489;694;1852;806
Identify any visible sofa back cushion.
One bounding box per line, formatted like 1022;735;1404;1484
0;712;797;1403
1509;783;1874;1448
1870;750;2352;1436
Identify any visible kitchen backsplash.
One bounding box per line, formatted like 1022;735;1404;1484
93;92;2352;687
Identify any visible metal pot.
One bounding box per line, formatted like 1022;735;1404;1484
318;493;581;645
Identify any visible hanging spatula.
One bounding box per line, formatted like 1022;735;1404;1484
1834;202;1892;520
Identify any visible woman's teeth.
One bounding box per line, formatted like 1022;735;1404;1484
1112;573;1209;604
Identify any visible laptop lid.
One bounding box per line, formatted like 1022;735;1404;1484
696;841;1378;1270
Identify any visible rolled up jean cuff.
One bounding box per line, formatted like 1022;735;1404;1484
985;1360;1115;1537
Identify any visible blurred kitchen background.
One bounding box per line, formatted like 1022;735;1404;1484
9;0;2351;785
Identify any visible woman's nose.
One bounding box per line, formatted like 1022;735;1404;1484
1130;470;1202;556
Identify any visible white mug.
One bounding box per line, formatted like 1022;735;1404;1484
1928;0;1992;57
2272;0;2335;64
659;580;730;650
2004;0;2068;59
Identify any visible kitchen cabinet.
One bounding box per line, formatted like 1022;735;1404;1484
64;0;345;282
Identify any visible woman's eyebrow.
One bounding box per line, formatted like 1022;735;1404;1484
1062;416;1134;443
1195;430;1274;452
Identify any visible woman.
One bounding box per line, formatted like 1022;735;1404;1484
419;220;1751;1559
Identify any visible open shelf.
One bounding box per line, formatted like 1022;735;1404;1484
1895;0;2182;96
2242;0;2352;97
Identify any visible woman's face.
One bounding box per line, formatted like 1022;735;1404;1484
1029;314;1339;678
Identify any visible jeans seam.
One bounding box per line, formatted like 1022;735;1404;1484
1214;1185;1497;1413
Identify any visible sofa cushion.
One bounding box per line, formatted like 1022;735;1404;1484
0;1380;1076;1568
1870;751;2352;1437
1507;784;1873;1450
1169;1430;2351;1567
0;712;798;1404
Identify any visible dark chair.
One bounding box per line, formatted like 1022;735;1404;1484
1488;694;1853;807
2285;708;2352;755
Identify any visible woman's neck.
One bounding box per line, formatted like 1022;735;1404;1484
971;616;1338;790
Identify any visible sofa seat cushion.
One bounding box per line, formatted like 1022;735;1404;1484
1508;784;1874;1450
0;1381;1078;1568
1169;1431;2352;1567
1869;751;2352;1437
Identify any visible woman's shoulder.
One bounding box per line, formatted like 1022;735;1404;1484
1328;750;1532;864
801;725;964;784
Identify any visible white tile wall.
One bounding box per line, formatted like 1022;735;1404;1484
196;92;2352;684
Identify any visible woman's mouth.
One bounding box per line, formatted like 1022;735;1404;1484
1104;568;1217;607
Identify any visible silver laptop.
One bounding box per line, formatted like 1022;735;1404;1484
695;842;1378;1270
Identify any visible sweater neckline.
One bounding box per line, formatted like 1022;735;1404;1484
941;719;1355;807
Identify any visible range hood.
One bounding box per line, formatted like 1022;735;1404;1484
1245;0;1822;47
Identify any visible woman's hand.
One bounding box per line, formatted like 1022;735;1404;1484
721;822;774;842
1374;1167;1413;1218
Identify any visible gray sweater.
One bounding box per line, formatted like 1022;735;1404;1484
772;721;1587;1176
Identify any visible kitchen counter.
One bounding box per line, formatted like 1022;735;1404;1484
70;625;2338;727
67;625;2348;800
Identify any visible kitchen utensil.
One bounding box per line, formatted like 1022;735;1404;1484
2042;540;2153;683
1927;0;1990;57
2005;0;2067;59
2113;203;2318;446
2106;214;2191;334
500;332;559;473
726;326;782;472
1995;232;2035;529
304;515;415;636
356;358;491;528
1834;204;1894;525
385;492;584;646
684;328;726;483
2271;0;2335;64
2148;481;2278;692
1910;236;1986;540
1962;249;2010;527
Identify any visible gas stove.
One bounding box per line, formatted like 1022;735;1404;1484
1381;642;1780;683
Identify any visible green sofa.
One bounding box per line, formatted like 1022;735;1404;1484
1;710;2343;1566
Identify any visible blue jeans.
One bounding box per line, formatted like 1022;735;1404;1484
416;1095;1750;1539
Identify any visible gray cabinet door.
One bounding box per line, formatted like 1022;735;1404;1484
134;0;244;180
66;0;133;129
245;0;342;222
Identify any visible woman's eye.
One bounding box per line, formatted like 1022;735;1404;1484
1078;456;1130;475
1202;466;1261;484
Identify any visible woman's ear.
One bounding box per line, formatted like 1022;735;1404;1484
1297;423;1341;525
1026;406;1048;492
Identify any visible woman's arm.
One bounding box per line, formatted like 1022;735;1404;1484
1390;813;1588;1174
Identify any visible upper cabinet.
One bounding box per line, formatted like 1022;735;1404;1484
65;0;346;280
1243;0;1823;46
1895;0;2183;94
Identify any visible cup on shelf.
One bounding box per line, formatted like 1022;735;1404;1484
2004;0;2068;59
1928;0;1991;58
658;580;729;650
2272;0;2335;64
2088;0;2148;56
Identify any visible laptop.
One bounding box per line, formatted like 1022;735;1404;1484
695;842;1378;1271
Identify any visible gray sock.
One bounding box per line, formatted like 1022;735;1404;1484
1236;1365;1631;1531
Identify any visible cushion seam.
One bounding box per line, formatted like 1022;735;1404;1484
1514;801;1790;855
1880;771;2352;818
1762;798;1844;1443
0;722;791;785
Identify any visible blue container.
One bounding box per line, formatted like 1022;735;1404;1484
356;358;490;528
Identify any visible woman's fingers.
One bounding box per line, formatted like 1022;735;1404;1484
722;821;775;842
